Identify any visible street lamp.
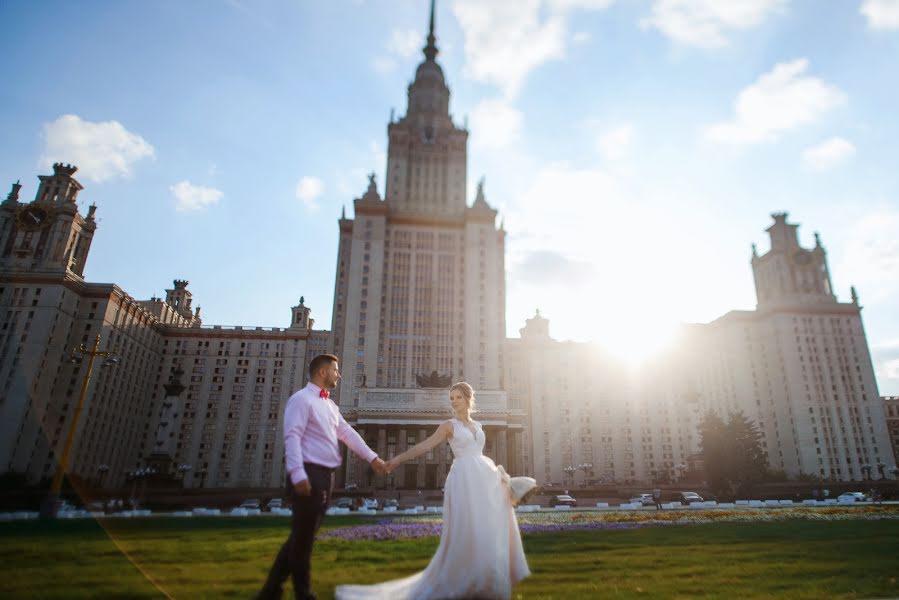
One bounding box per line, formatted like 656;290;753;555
889;466;899;480
876;461;886;480
96;464;109;488
578;462;593;486
195;468;208;489
563;465;576;488
177;464;192;487
861;463;872;481
126;466;157;510
673;463;687;485
41;334;117;518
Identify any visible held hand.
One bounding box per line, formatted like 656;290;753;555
293;478;312;497
370;457;388;475
385;458;400;473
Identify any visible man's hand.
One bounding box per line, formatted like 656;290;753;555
370;457;388;475
293;478;312;496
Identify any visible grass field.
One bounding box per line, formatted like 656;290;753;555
1;513;898;599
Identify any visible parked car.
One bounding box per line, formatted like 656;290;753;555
678;492;704;505
266;498;284;511
362;498;379;510
629;494;655;506
239;499;261;510
383;499;399;509
334;497;354;510
837;492;869;503
549;494;577;507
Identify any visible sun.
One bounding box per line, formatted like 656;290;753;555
590;312;681;367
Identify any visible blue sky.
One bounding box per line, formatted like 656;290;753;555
1;0;898;393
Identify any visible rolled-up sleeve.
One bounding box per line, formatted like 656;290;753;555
284;393;309;484
337;413;378;464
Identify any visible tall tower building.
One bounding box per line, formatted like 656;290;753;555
688;213;890;480
332;1;515;489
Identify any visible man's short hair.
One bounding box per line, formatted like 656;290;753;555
309;354;339;378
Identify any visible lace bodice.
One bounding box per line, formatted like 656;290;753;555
448;418;484;459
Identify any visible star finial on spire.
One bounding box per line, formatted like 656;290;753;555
423;0;438;62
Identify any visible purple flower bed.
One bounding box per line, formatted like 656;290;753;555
519;521;677;534
320;522;443;541
321;519;678;542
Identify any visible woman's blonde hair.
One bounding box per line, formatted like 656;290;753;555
450;381;476;411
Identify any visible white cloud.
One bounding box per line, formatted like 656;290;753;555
861;0;899;30
706;58;847;144
884;358;899;379
453;0;565;98
452;0;615;98
40;114;155;183
470;98;523;148
597;124;636;160
295;176;325;211
572;31;592;44
514;250;597;286
838;207;899;303
801;137;856;170
641;0;786;47
170;181;223;212
549;0;616;10
388;28;422;58
372;28;427;74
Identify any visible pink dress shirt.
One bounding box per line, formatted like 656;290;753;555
284;382;378;484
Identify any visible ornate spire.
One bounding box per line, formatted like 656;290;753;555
473;177;487;207
423;0;438;62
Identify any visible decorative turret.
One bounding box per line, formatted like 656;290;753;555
291;296;314;330
34;163;83;205
520;309;551;341
751;213;837;308
0;164;96;278
2;181;21;207
164;280;196;321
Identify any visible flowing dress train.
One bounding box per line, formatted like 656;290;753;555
335;418;530;600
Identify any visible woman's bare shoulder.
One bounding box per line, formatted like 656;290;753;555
441;419;455;437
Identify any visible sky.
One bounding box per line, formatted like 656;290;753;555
1;0;898;394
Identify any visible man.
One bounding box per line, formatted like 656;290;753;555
259;354;387;600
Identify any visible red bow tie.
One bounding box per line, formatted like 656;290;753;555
319;389;330;399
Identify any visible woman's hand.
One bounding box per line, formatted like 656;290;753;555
386;458;400;473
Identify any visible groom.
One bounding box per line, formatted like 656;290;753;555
258;353;387;600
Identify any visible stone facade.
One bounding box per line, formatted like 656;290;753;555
0;166;326;489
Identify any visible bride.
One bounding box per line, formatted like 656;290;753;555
335;382;534;600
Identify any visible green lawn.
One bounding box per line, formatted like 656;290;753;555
1;515;897;599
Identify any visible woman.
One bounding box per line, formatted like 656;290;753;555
335;382;533;600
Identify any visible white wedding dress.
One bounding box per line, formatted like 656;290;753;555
335;418;530;600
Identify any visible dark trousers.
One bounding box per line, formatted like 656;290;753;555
259;463;334;600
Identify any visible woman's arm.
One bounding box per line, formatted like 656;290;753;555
387;421;453;471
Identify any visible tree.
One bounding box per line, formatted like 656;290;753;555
726;411;768;496
698;411;730;497
698;410;769;498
